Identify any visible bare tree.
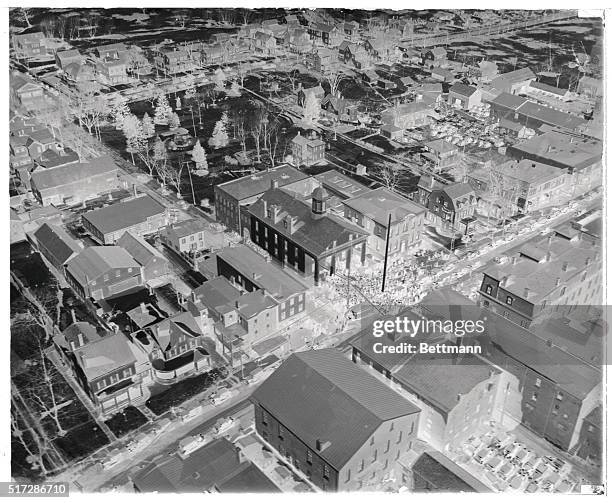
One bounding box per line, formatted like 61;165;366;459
377;164;401;192
325;67;349;97
11;406;51;476
167;163;185;198
14;8;34;28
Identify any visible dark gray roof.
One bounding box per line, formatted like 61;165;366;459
82;195;165;235
31;155;118;191
449;83;477;97
412;451;491;492
132;438;261;493
251;349;420;469
33;223;81;265
248;188;368;257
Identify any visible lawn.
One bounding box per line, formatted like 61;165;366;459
104;406;149;438
145;367;227;415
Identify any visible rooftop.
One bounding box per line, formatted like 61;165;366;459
343;187;425;227
33;223;81;265
412;451;491;492
216;165;308;201
248;188;368;256
493;67;536;85
251;349;420;469
75;333;137;381
31;155;118;191
117;231;166;267
164;218;208;238
494;159;566;185
216;244;308;300
66;246;141;284
313;170;371;200
82;195;166;235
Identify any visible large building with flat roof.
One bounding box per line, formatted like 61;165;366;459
478;222;602;328
82;194;168;244
343;187;425;257
214;165;310;234
251;349;420;491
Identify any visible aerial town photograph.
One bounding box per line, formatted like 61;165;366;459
7;5;606;496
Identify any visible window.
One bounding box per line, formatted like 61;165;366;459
520;320;529;328
506;296;513;305
306;450;313;465
323;465;330;480
531;392;538;402
278;425;284;440
485;285;493;295
534;378;541;388
262;410;268;426
115;270;121;277
483;300;490;307
397;431;403;444
103;274;109;282
556;392;564;401
503;310;510;319
385;439;390;453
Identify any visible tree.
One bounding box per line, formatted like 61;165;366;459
110;95;130;130
209;115;229;149
13;7;34;28
325;67;349;97
144;82;161;107
191;139;209;175
227;80;241;97
212;68;227;92
303;92;321;125
122;114;146;164
167;163;185;198
141;112;155;138
154;93;172;125
377;164;401;192
168;112;181;129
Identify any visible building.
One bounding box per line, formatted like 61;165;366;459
93;43;127;60
11;75;46;111
291;132;326;167
188;276;278;356
251;349;421;491
247;186;369;285
352;306;520;453
478;308;602;453
422;139;460;169
487;92;585;132
82;195;168;245
342;187;425;257
415;176;477;234
526;81;571;102
12;32;46;59
490;67;536;95
25;128;58;159
506;130;601;195
95;58;129;86
423;47;447;67
64;62;96;84
154;49;199;75
467;159;569;216
431;67;455;83
214;244;309;322
297;84;325;106
253;31;277;55
409;451;491;492
447;83;482;110
160;218;208;255
133;437;278;493
214;164;309;233
55;48;82;69
381;101;433;130
117;231;170;283
30;155;120;206
478;227;602;328
135;311;211;382
313;170;371;207
53;322;145;414
31;223;82;272
65;246;143;301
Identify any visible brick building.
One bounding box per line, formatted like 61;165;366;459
251;349;420;491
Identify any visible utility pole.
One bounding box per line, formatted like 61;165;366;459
381;213;392;292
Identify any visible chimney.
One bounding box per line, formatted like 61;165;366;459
585;257;591;266
511;256;518;265
71;309;77;324
287;216;297;234
191;291;197;303
561;261;569;272
316;439;331;451
133;184;138;197
457;393;462;403
77;332;84;348
271;179;279;189
262;199;267;216
544;252;551;262
140;302;147;314
500;276;508;287
523;287;529;299
547;234;554;245
555;277;561;287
